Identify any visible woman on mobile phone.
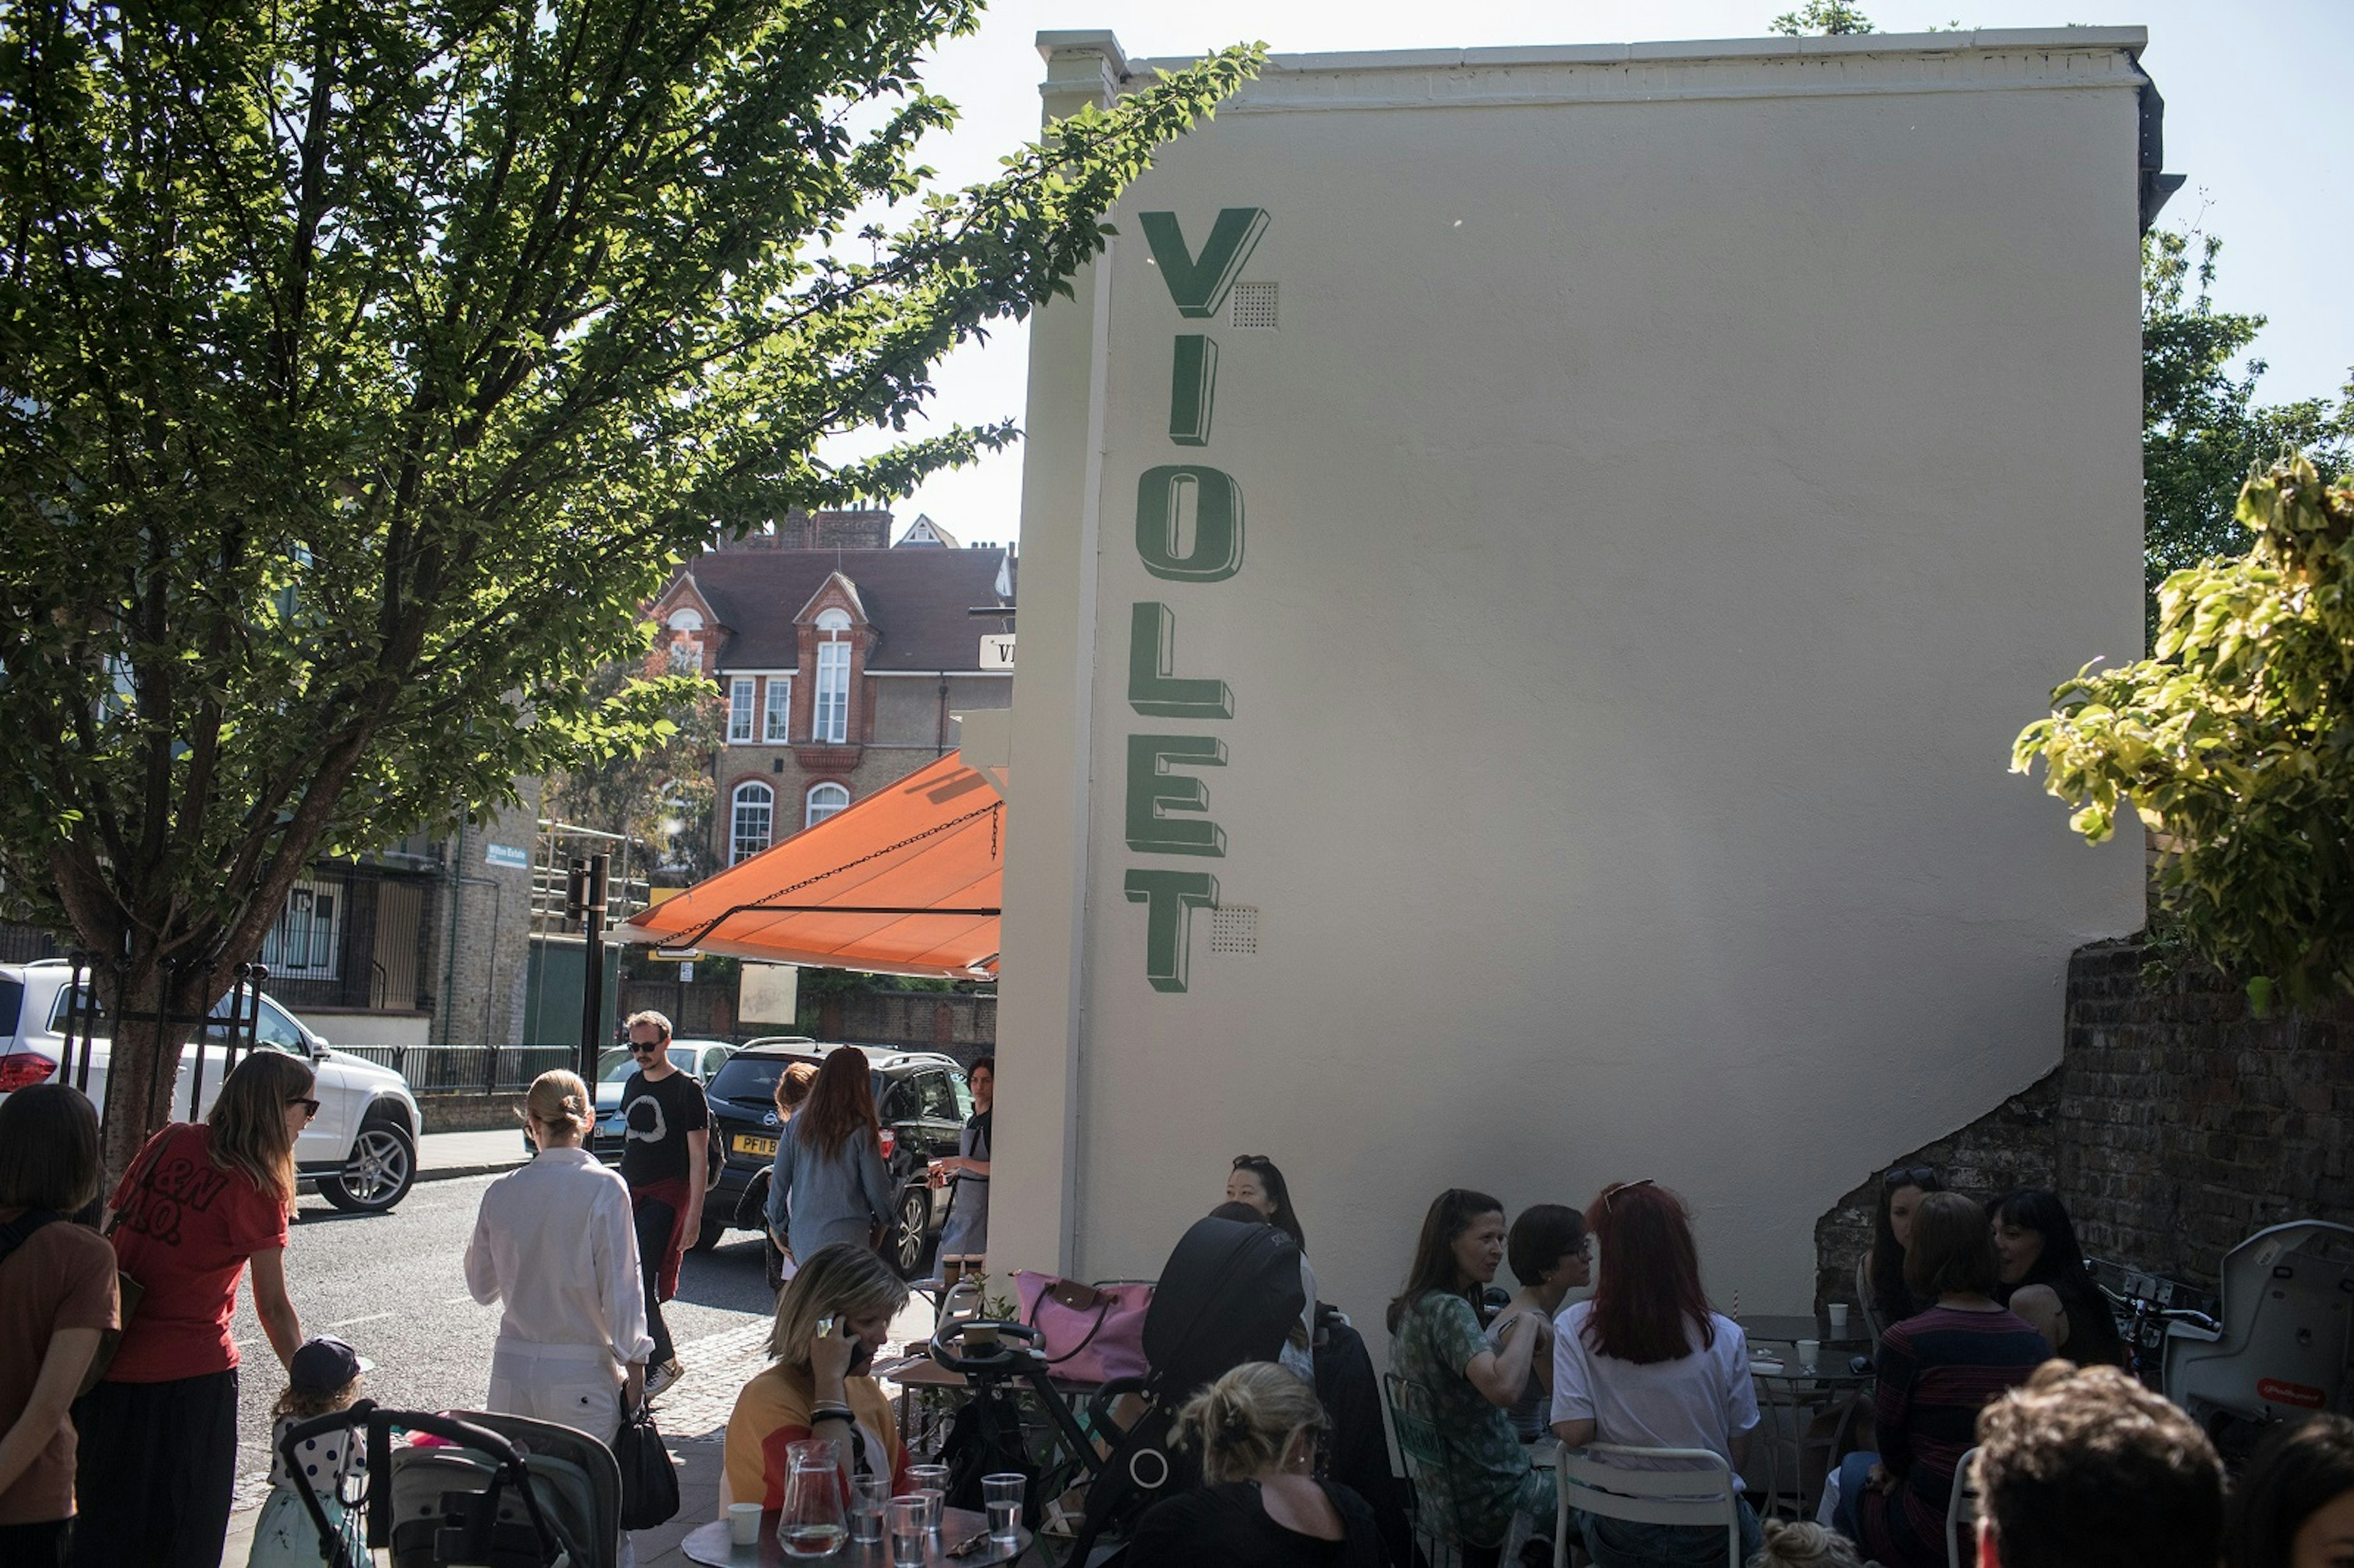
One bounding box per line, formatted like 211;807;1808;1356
721;1243;912;1513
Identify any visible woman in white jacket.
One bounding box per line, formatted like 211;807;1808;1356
465;1070;653;1442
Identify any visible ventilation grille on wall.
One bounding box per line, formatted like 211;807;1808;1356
1230;283;1278;330
1208;905;1259;956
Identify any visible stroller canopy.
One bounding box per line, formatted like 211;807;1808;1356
1143;1216;1306;1395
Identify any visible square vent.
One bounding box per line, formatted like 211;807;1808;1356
1208;905;1259;956
1230;282;1278;330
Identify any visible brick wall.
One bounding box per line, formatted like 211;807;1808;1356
1812;936;2354;1304
1810;1070;2061;1312
2057;938;2354;1285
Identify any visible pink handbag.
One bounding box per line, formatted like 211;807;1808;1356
1013;1272;1152;1383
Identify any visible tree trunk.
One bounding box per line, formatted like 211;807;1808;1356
93;937;211;1192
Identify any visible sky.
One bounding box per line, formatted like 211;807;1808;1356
821;0;2352;549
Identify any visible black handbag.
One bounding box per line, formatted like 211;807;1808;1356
613;1401;680;1529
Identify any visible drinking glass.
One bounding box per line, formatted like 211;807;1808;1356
778;1439;847;1558
905;1463;950;1531
851;1472;889;1544
888;1498;928;1568
983;1472;1026;1547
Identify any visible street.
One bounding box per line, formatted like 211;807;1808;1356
223;1171;780;1515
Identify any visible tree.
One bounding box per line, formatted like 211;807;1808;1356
2143;230;2353;628
0;0;1262;1171
544;652;725;882
2013;452;2354;1006
1770;2;1874;36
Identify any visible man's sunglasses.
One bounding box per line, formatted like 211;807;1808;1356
1882;1165;1938;1190
288;1097;321;1116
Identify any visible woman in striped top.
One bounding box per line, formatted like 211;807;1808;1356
1834;1192;2050;1568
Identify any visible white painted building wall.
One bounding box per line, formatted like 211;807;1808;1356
994;29;2150;1334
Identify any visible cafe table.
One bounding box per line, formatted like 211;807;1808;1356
1745;1350;1874;1520
683;1505;1032;1567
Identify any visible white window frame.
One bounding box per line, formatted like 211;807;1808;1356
806;782;850;829
814;642;850;745
727;676;755;742
763;676;791;742
730;781;775;864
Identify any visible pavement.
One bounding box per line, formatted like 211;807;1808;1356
216;1166;936;1567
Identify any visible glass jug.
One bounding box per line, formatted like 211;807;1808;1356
778;1438;847;1558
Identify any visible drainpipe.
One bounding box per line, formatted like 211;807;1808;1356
936;672;951;756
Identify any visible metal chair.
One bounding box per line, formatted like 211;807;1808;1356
1384;1372;1490;1568
1946;1445;1981;1568
1554;1444;1742;1568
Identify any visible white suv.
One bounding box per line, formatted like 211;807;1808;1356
0;959;424;1213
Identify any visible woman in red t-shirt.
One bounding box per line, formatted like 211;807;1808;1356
70;1052;313;1568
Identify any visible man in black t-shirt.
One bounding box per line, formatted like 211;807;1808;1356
619;1010;707;1396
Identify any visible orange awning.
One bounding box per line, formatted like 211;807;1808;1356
619;752;1002;980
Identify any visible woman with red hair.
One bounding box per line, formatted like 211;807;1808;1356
1550;1179;1763;1568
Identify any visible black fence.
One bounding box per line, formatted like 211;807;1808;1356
337;1045;578;1095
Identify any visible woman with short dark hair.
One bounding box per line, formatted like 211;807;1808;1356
1832;1190;2049;1567
1550;1179;1761;1568
930;1056;993;1283
72;1052;313;1568
1987;1189;2126;1367
1388;1189;1554;1567
0;1086;119;1567
1488;1205;1588;1444
2223;1412;2354;1568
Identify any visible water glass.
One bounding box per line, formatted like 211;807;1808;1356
779;1439;847;1558
851;1472;889;1544
888;1498;928;1568
983;1472;1026;1547
905;1463;950;1531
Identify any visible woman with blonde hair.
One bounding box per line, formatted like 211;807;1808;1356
765;1049;893;1266
72;1051;314;1568
1127;1361;1383;1566
1746;1520;1867;1568
465;1070;652;1439
722;1242;912;1513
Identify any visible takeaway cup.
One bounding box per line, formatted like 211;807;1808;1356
1827;1302;1851;1333
1797;1338;1821;1373
728;1503;764;1545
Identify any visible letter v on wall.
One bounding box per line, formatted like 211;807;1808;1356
1140;208;1270;318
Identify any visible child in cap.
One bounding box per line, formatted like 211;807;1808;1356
246;1336;368;1567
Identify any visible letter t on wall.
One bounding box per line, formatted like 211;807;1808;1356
1124;870;1219;993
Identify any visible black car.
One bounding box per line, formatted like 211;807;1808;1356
703;1041;973;1283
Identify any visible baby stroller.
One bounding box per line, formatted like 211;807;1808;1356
928;1214;1305;1565
280;1401;622;1568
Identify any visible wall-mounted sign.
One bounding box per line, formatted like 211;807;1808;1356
484;843;530;869
980;634;1016;669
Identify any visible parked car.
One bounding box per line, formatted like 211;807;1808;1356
703;1041;972;1284
0;959;425;1213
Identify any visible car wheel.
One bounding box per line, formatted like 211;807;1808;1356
319;1109;417;1214
894;1187;931;1279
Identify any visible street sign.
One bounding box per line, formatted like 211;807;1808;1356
484;842;530;869
980;633;1015;669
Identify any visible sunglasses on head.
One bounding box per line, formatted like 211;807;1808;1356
1601;1178;1656;1211
1232;1155;1271;1170
1882;1165;1937;1190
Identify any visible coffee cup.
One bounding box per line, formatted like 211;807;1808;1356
1797;1338;1821;1372
1827;1302;1851;1333
729;1502;764;1545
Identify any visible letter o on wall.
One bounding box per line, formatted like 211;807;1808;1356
1135;465;1244;582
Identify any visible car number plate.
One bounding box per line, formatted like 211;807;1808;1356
733;1133;778;1158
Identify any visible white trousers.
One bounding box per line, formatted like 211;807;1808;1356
486;1342;636;1568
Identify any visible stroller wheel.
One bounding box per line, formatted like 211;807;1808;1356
1127;1447;1170;1490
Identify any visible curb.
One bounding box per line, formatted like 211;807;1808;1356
414;1162;527;1184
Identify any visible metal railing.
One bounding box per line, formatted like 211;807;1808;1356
336;1044;579;1095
